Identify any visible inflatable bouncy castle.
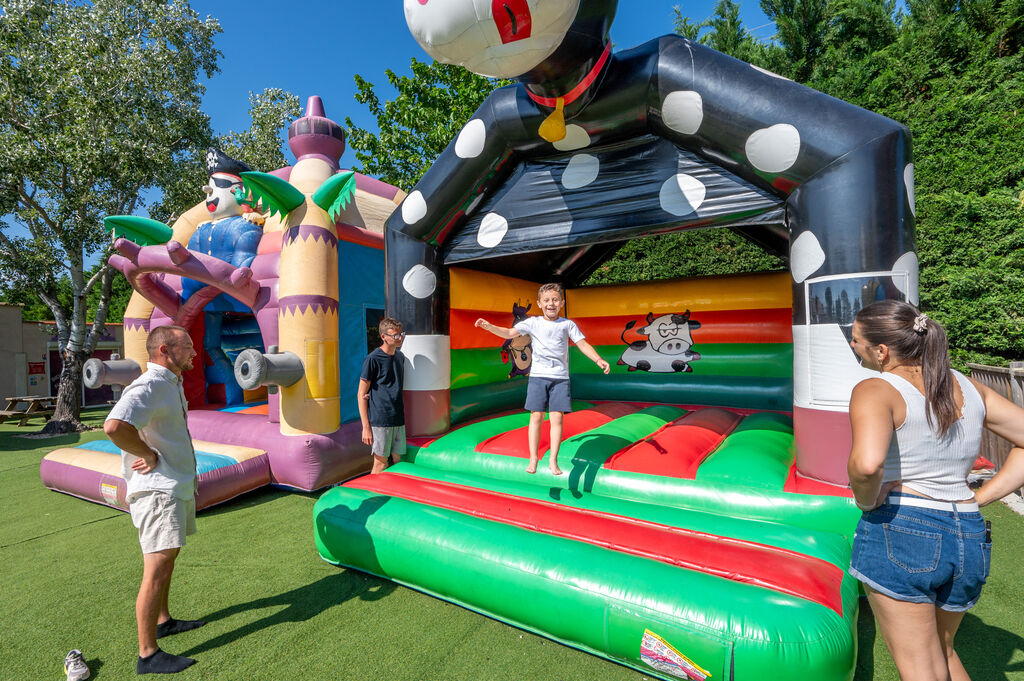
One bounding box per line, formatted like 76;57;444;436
315;2;916;680
41;97;405;510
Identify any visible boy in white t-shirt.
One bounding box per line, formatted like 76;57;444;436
476;283;610;474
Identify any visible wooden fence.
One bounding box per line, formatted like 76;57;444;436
968;362;1024;499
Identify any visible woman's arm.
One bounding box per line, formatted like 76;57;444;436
976;447;1024;506
848;378;897;510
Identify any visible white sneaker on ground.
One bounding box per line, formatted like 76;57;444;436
64;649;90;681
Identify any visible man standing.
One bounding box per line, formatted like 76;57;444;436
105;325;205;674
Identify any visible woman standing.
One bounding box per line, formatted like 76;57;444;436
847;300;1024;681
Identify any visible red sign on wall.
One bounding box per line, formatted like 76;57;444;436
28;362;46;375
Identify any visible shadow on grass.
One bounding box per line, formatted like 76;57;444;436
0;429;92;451
855;598;1024;680
957;612;1024;680
201;485;322;518
181;571;395;657
183;495;394;656
854;598;877;681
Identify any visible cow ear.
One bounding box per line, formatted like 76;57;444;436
690;320;701;329
624;320;636;330
646;312;654;324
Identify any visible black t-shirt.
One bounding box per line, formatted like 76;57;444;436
360;348;405;427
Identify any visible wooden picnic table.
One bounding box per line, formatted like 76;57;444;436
0;395;57;427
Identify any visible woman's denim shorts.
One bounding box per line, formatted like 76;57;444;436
849;493;991;611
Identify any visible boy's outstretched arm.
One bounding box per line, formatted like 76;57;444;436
357;378;373;446
575;339;611;374
475;318;520;339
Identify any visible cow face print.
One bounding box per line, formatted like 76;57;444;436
617;311;702;373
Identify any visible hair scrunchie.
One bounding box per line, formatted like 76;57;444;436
913;313;929;334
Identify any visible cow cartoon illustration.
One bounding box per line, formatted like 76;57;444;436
618;311;702;373
501;302;533;378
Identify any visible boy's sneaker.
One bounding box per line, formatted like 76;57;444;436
64;649;91;681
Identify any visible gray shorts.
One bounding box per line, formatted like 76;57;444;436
371;425;406;460
524;376;572;413
130;491;196;554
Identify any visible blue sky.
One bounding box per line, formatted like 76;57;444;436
190;1;775;158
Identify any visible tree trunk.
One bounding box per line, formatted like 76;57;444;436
42;347;89;434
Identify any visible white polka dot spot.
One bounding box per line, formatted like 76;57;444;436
402;264;436;299
561;154;600;189
892;251;920;306
662;90;703;135
455;119;486;159
401;191;427;225
745;124;801;173
659;174;706;216
476;212;508;248
553;124;591;151
790;231;826;283
750;64;791;80
904;164;916;217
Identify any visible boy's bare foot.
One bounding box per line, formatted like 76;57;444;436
526;459;538;474
550;466;563;476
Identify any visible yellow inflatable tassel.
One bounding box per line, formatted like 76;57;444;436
538;97;567;143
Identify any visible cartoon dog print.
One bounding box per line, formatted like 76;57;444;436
501;301;533;378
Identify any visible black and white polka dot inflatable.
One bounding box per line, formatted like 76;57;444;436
388;0;915;484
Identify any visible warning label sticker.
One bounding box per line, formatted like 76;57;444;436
640;629;711;680
101;482;119;506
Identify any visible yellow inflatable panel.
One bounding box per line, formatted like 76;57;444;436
189;440;266;462
568;272;792;317
450;268;541;313
43;448;121;475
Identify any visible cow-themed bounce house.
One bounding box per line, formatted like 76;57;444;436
40;97;406;509
314;1;916;680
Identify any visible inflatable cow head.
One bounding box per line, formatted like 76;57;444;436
405;0;616;100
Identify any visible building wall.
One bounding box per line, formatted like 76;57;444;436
0;303;28;399
0;302;124;403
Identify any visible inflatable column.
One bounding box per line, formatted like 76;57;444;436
386;230;451;436
276;97;344;436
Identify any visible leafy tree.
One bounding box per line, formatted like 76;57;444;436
673;0;765;62
759;0;831;81
0;0;220;432
149;88;302;224
1;262;134;324
586;229;784;285
345;59;507;190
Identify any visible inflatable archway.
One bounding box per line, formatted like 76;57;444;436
316;2;914;680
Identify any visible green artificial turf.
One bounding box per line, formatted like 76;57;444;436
3;411;1024;680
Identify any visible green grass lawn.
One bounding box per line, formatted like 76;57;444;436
3;411;1024;680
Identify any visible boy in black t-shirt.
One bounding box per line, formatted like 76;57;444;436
358;317;406;474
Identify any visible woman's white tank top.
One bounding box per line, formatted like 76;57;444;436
877;370;986;501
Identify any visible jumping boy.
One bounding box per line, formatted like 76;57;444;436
476;283;609;475
358;318;406;474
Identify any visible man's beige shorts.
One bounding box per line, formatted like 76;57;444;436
130;491;196;554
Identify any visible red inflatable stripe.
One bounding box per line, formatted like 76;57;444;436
476;403;642;457
575;308;793;346
605;408;742;478
347;473;845;615
450;308;521;349
783;466;855;497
